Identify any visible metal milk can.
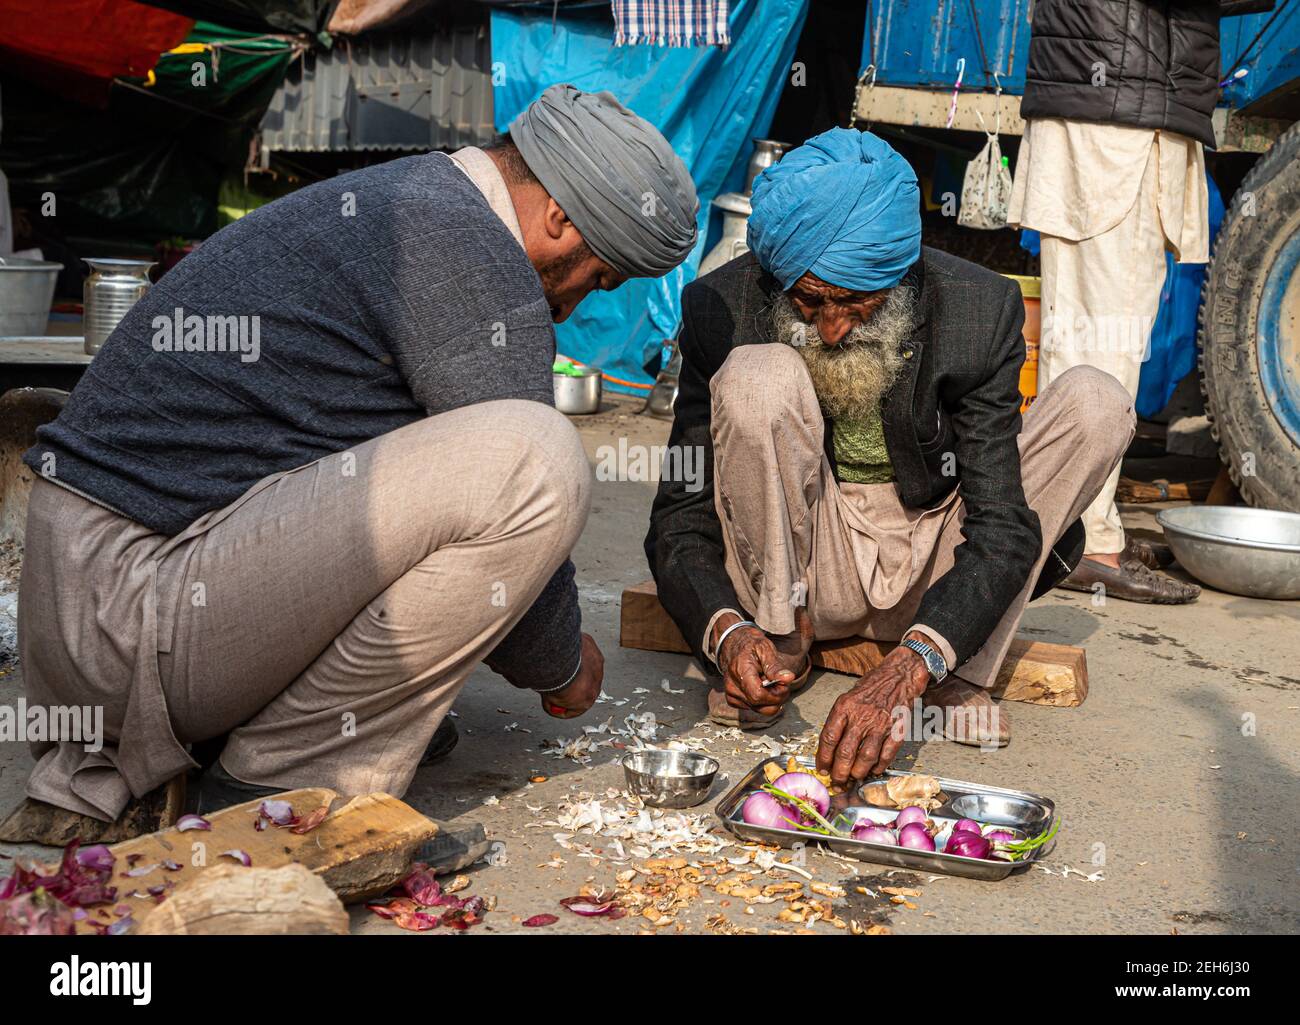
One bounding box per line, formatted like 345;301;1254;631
83;258;155;355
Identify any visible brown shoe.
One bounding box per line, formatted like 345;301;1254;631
1122;535;1176;571
1057;556;1200;604
922;678;1010;747
0;776;185;846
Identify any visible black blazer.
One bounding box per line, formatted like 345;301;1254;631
644;248;1084;673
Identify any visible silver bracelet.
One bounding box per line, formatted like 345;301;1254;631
533;654;581;694
712;618;758;665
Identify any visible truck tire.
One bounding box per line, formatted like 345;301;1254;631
1199;120;1300;511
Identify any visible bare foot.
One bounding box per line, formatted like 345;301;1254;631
769;606;815;682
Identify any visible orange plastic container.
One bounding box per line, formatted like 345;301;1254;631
1004;274;1041;412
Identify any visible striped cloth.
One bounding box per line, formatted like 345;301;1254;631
612;0;731;47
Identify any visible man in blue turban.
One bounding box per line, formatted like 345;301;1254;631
648;128;1133;785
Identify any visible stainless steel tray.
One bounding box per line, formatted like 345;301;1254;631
715;757;1056;881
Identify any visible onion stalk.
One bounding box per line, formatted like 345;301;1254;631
994;818;1059;861
759;784;851;838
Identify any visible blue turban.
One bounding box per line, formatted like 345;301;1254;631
747;128;921;292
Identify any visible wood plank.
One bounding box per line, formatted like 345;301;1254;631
1205;465;1241;506
620;581;1088;707
78;788;436;934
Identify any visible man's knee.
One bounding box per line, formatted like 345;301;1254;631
1049;365;1135;458
711;344;815;427
492;399;590;506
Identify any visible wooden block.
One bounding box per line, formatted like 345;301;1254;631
989;640;1088;707
620;578;690;653
1205;464;1241;506
620;581;1088;707
78;788;436;934
138;863;349;935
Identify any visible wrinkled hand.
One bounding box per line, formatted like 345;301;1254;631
816;640;931;786
540;633;604;719
717;620;797;718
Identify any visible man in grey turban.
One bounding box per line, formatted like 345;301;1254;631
510;83;700;283
4;84;697;844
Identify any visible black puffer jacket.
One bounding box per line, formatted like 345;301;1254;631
1020;0;1230;147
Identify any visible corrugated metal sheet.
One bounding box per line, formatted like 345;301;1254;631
259;26;496;154
862;0;1031;92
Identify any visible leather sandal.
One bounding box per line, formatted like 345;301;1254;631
1057;555;1200;604
419;715;460;766
0;775;186;845
1122;535;1176;571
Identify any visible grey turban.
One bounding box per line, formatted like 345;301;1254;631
509;84;699;279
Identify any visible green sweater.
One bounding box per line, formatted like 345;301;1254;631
832;411;895;484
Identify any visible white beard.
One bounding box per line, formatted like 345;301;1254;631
769;287;914;421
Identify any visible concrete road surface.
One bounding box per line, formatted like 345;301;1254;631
2;395;1296;935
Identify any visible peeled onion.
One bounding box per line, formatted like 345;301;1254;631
893;806;930;830
851;823;898;845
742;792;802;830
953;818;983;835
897;822;936;851
772;772;830;817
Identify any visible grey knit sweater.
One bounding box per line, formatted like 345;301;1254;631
26;152;581;690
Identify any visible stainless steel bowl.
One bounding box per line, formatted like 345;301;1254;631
1156;505;1300;600
622;749;720;808
553;367;602;415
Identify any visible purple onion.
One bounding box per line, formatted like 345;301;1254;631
897;822;936;851
772;772;830;817
945;831;992;859
953;818;983;835
985;829;1017;845
893;806;930;830
742;792;802;830
851;823;898;846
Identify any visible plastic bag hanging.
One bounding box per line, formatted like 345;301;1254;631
957;79;1012;230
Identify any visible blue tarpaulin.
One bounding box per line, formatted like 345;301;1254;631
490;0;809;393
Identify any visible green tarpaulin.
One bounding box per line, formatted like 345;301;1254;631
1;22;296;251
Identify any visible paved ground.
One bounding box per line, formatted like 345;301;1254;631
2;394;1297;935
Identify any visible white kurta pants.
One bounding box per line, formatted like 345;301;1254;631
1009;118;1208;555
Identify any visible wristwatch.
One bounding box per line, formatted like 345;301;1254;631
900;637;948;684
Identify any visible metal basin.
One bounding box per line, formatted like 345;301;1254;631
622;749;719;808
1156;505;1300;600
0;256;61;336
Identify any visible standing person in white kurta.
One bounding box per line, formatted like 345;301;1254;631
1008;0;1258;603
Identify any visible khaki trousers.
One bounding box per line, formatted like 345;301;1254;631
709;345;1132;685
18;400;590;818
